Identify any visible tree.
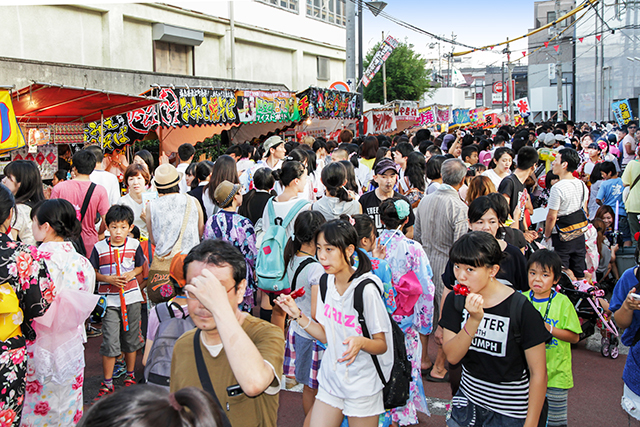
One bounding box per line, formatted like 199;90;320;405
362;41;433;104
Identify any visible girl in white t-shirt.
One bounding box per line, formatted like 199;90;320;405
276;220;393;427
482;147;514;190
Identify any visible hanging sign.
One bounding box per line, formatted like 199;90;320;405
515;97;531;117
85;87;240;152
363;109;397;134
236;90;300;123
418;105;436;126
393;101;419;121
362;35;399;87
297;87;360;119
612;99;634;127
452;109;471;126
436;105;452;123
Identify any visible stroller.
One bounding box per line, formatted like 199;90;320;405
556;273;620;359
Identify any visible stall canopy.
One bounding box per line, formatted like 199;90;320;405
12;82;161;123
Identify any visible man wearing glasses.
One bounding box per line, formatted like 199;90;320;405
170;240;284;427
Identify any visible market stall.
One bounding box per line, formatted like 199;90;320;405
362;100;420;135
2;82;160;179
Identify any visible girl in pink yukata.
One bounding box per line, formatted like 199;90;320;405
22;199;98;427
377;197;434;426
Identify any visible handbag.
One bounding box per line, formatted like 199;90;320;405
147;196;193;304
555;183;589;242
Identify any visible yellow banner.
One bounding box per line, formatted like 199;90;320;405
0;90;26;155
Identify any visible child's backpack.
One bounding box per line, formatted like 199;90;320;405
143;301;195;390
319;274;411;410
256;197;309;292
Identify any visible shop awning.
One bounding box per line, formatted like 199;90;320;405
11;82;162;123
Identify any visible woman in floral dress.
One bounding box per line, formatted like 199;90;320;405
0;184;52;427
378;198;434;426
21;199;98;427
203;181;257;311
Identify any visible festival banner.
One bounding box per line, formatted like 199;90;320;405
362;35;399;87
435;105;452;124
612;99;634;127
418;105;436;126
393;101;419;121
452;109;471;126
469;108;487;126
297;87;360;120
515;97;531;117
363;109;397;134
236;90;300;123
85;87;240;152
0;90;26;155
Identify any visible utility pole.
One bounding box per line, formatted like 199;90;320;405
506;39;515;126
555;0;563;122
501;62;505;113
345;0;356;91
358;0;364;136
382;31;387;104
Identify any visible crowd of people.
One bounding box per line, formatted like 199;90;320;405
2;119;640;427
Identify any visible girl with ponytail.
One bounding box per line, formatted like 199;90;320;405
312;162;362;221
275;219;393;427
281;211;326;425
22;199;98;426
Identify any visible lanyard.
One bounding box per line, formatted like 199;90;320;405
109;238;127;276
530;290;555;321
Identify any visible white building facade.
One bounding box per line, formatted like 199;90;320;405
0;1;347;93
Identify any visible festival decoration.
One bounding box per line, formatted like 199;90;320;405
612;99;634;127
296;87;360;120
362;35;399;87
0;90;26;155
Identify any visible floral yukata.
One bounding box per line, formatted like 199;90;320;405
0;233;52;427
203;210;258;310
21;241;97;427
379;229;435;426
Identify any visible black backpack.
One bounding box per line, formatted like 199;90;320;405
319;274;411;410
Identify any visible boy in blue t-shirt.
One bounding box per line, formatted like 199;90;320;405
597;160;631;245
524;249;582;427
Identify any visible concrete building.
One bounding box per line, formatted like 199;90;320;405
527;0;575;122
575;1;640;122
0;1;347;94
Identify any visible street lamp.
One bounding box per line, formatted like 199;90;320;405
357;0;387;136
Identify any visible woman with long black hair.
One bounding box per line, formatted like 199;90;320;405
2;160;45;244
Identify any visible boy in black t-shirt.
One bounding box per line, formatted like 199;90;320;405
359;158;415;237
440;231;551;427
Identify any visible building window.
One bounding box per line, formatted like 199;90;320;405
317;56;330;81
257;0;299;13
306;0;346;26
154;41;194;76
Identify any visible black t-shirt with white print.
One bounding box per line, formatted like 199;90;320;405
439;292;551;419
359;190;415;235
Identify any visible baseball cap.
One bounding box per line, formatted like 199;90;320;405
374;158;398;175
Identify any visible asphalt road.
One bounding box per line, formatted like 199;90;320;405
82;325;636;426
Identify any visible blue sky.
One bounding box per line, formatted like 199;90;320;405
361;0;534;68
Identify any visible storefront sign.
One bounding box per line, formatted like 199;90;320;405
236;90;300;123
297;88;360;119
452;109;471;126
393;101;419;121
612;99;634;127
418;105;436;126
85;87;240;152
362;35;399;87
363;110;397;134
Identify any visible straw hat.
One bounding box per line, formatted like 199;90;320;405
214;180;241;208
154;164;183;190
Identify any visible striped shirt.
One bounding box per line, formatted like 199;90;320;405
460;366;530;419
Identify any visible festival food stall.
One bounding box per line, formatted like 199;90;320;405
362;100;420;135
293;87;360;140
1;82;161;180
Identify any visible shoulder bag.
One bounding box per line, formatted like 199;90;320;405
147;196;193;304
555;182;589;242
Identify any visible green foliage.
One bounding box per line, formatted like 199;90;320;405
132;134;227;164
363;41;433;104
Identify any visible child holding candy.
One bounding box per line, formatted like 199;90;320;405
275;219;392;427
440;231;551;427
89;205;145;400
281;210;326;425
